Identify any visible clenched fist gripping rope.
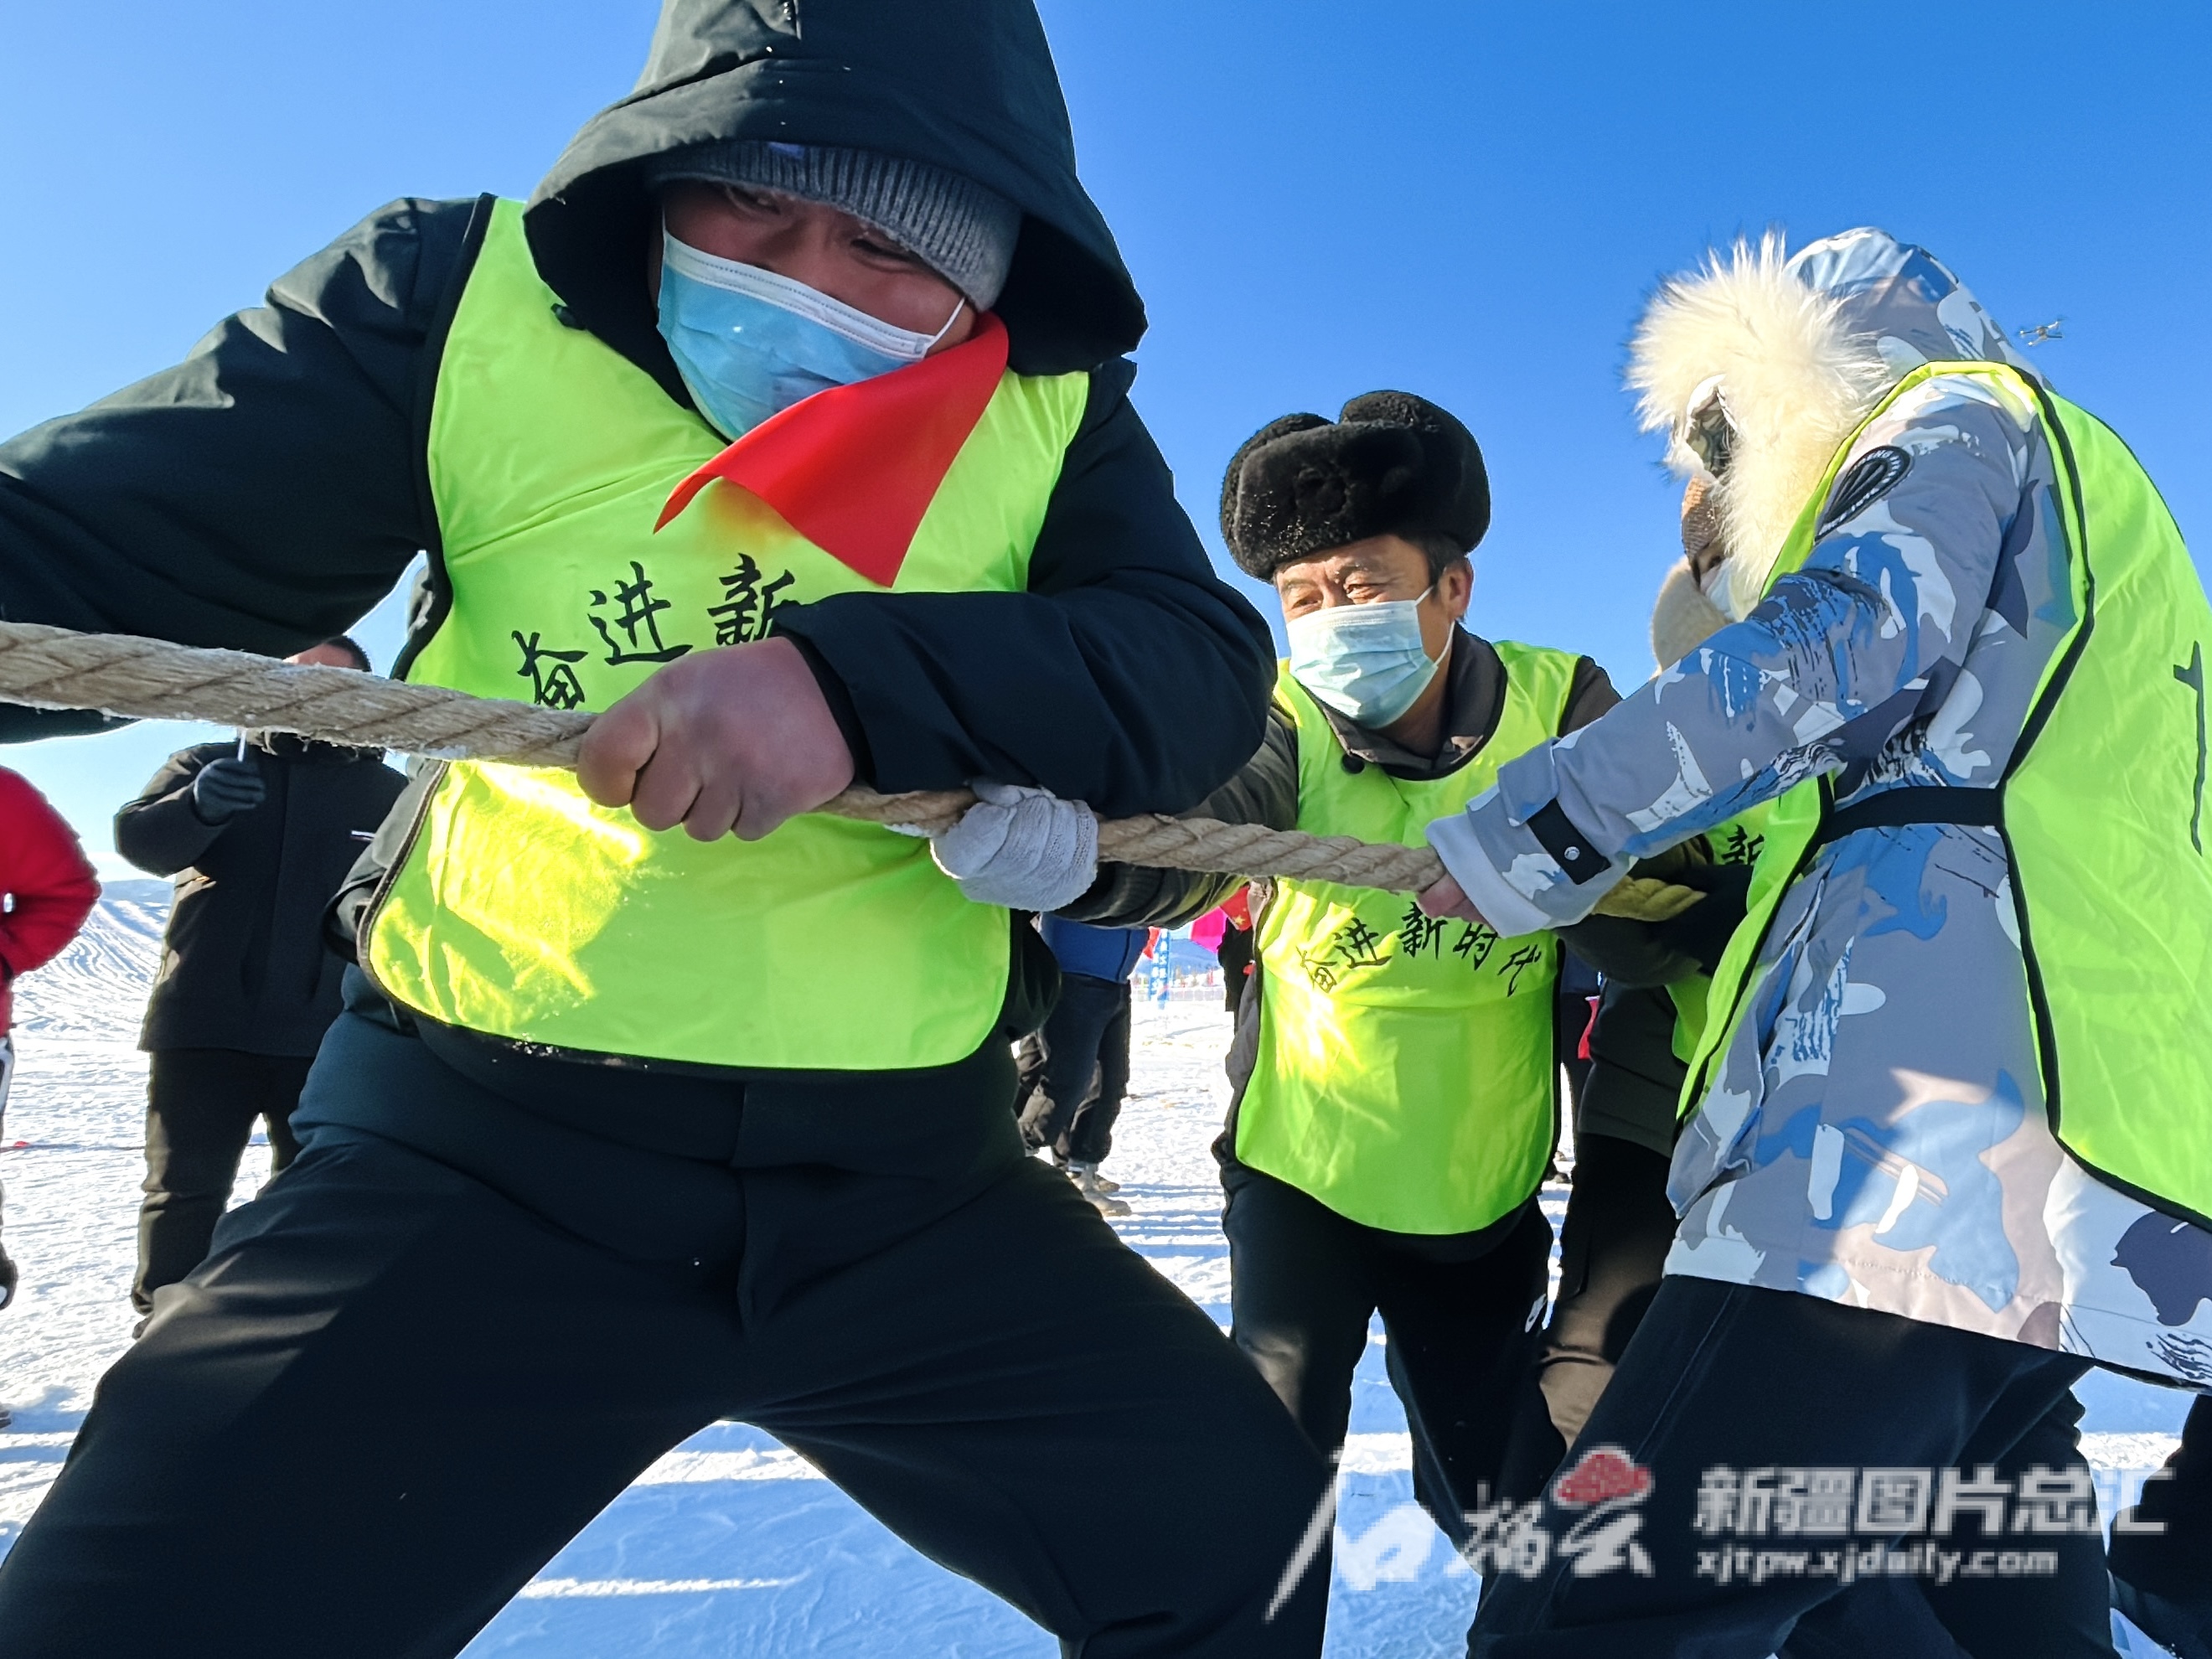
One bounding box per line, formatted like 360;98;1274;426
0;621;1696;913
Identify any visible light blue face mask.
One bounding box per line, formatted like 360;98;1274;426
1285;588;1441;728
656;231;963;439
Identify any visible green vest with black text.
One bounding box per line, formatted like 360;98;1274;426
1664;802;1775;1067
362;199;1088;1071
1239;643;1581;1234
1685;360;2212;1222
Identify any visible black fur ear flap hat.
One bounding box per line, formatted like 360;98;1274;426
1218;390;1491;580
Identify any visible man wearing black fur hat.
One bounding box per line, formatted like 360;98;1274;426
1064;392;1621;1543
0;3;1331;1654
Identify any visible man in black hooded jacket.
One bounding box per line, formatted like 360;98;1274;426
0;5;1330;1656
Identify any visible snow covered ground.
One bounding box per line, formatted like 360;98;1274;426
0;887;2194;1653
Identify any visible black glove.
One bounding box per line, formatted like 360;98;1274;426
189;757;266;824
0;1248;18;1311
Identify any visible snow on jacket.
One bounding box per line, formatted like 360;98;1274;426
1039;916;1148;985
0;767;98;1031
1430;229;2212;1388
116;736;406;1057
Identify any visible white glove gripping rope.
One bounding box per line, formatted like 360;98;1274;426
924;780;1099;912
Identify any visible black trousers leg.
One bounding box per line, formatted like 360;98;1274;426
1468;1277;2107;1658
136;1049;311;1314
2111;1393;2212;1599
1222;1167;1376;1460
1778;1389;2112;1658
1501;1134;1677;1498
749;1158;1331;1655
18;1129;742;1657
1065;988;1133;1166
2107;1393;2212;1653
1028;974;1125;1153
1377;1202;1554;1542
1919;1388;2111;1656
4;1039;1329;1658
260;1054;311;1174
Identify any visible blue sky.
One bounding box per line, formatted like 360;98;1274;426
3;0;2206;871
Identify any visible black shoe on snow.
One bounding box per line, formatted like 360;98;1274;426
2114;1571;2212;1658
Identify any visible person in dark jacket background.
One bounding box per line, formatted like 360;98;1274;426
113;637;406;1319
0;4;1326;1654
0;767;100;1328
1022;915;1149;1213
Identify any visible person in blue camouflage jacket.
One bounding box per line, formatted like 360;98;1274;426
1430;230;2209;1656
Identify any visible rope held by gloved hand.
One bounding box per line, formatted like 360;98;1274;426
0;619;1563;899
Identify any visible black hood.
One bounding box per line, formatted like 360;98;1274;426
524;0;1143;379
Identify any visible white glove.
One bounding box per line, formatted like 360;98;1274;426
928;780;1098;911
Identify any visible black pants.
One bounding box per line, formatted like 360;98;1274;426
1223;1163;1553;1544
1469;1277;2111;1657
1500;1134;1678;1499
1028;971;1133;1165
0;1001;1330;1658
1218;926;1254;1013
135;1047;313;1315
2110;1393;2212;1619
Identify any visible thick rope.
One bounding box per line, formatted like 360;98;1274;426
0;620;1471;895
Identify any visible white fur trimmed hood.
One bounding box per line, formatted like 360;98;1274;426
1628;229;2040;623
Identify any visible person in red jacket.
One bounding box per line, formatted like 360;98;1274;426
0;767;101;1317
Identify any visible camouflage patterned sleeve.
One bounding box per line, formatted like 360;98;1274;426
1429;375;2048;932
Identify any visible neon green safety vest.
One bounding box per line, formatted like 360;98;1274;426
1665;801;1776;1069
1685;360;2212;1222
1239;644;1581;1234
362;199;1088;1070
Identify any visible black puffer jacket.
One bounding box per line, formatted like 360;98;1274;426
0;0;1270;830
116;737;406;1057
4;0;1274;1088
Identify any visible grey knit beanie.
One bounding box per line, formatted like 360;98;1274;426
646;141;1021;311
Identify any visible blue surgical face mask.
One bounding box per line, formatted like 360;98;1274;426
1285;587;1442;728
655;231;964;439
